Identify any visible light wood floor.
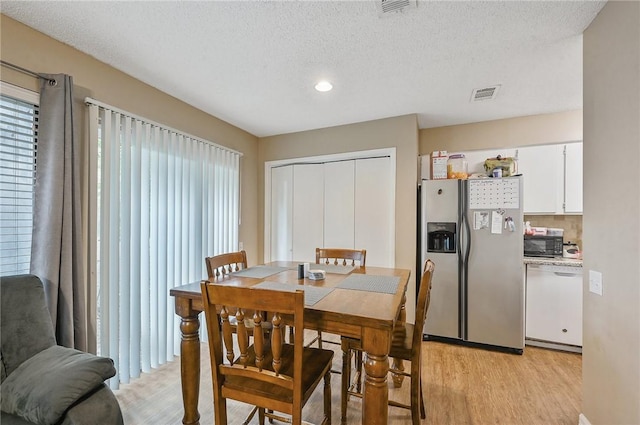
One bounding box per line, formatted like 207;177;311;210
114;338;582;424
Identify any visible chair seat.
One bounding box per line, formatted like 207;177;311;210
223;343;334;405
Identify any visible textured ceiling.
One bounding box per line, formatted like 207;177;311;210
2;1;606;137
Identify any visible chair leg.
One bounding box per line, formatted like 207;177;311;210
419;377;426;419
354;351;363;393
341;345;352;424
258;408;265;425
324;370;332;425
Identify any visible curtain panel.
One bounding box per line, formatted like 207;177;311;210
87;101;241;388
30;74;87;351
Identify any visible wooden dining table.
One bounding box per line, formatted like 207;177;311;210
170;261;410;425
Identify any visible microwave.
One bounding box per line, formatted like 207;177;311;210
524;235;563;257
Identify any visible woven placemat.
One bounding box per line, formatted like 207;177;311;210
252;281;334;306
311;263;356;274
231;266;289;279
335;274;400;294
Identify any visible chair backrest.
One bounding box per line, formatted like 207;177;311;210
205;250;248;279
412;259;435;353
315;248;366;267
200;282;305;412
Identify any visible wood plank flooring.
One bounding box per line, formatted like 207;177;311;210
114;339;581;424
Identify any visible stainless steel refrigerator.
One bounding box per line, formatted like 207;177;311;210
419;176;525;353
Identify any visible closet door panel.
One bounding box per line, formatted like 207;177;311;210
324;161;355;249
270;165;293;261
355;157;394;267
292;164;324;262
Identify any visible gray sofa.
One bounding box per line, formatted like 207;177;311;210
1;275;124;425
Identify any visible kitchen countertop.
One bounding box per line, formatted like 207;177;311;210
524;256;583;267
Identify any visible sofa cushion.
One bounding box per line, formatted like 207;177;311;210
0;275;56;377
0;345;116;425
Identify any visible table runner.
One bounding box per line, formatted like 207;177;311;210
252;281;334;306
310;263;356;274
231;266;289;279
335;274;400;294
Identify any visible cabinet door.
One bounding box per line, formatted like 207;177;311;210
517;145;564;214
564;142;583;213
355;157;394;267
270;165;293;261
324;161;355;249
292;164;324;263
526;264;583;346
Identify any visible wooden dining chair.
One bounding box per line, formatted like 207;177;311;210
315;247;367;268
200;283;334;425
307;248;367;352
340;259;435;425
205;250;248;279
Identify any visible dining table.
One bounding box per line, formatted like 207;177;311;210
170;261;411;425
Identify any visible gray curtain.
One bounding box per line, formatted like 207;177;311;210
30;74;87;351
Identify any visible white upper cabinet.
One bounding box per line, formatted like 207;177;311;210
516;142;583;214
516;144;564;214
563;142;583;213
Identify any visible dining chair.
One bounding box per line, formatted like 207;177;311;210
200;283;334;425
340;259;435;425
205;250;248;279
307;248;367;352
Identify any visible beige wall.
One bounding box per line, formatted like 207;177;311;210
258;114;420;320
419;110;582;155
582;2;640;424
1;15;260;265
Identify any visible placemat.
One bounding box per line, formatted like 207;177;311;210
336;274;400;294
231;266;289;279
252;281;334;307
311;263;356;274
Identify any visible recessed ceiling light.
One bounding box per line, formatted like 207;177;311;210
315;81;333;92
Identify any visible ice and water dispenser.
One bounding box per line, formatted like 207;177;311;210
427;222;456;253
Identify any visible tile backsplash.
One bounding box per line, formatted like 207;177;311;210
523;215;583;250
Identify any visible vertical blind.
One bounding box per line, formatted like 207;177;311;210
0;92;38;276
87;100;241;388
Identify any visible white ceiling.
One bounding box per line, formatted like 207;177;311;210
2;1;606;138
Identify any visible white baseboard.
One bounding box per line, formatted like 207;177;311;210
579;413;592;425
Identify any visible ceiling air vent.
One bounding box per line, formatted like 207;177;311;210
376;0;417;17
471;85;501;102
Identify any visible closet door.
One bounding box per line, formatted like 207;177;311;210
270;165;293;261
324;161;355;249
292;164;324;262
355;157;394;267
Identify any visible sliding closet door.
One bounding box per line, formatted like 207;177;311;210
291;164;324;262
324;161;355;249
270;165;293;261
355;157;394;267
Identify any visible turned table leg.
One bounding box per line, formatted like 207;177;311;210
362;329;390;425
175;299;201;425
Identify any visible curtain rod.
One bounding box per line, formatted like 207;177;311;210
85;97;243;157
0;60;56;85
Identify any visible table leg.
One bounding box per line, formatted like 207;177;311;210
362;329;390;425
175;301;201;425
